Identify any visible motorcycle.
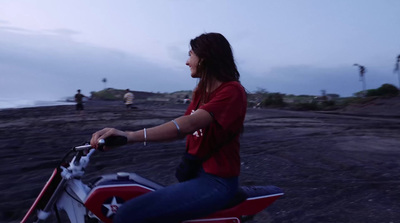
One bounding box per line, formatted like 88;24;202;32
21;137;283;223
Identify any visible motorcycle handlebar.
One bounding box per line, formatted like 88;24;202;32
74;144;93;151
97;136;128;151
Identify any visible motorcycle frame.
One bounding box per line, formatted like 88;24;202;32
22;145;283;223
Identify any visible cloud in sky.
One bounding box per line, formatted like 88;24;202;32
0;0;399;101
0;28;195;100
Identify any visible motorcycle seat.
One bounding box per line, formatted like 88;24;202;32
223;185;283;209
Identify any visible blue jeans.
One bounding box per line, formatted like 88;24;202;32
113;169;239;223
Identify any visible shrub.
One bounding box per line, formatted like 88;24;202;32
292;102;318;111
261;93;285;107
378;84;399;96
91;90;120;100
366;83;398;97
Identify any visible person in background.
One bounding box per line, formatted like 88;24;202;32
75;89;88;115
123;89;134;109
90;32;247;223
183;94;191;104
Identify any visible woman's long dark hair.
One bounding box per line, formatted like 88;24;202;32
190;33;240;102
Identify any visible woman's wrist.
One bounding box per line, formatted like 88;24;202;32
126;131;137;144
126;130;147;145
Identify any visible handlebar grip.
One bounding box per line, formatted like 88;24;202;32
98;136;128;151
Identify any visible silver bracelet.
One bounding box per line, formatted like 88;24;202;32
171;119;181;135
143;128;147;146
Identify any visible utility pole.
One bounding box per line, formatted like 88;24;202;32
395;55;400;89
353;63;367;97
102;78;107;89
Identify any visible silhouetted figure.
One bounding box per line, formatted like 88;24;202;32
75;89;88;115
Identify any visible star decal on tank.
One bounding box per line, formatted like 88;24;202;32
101;196;124;218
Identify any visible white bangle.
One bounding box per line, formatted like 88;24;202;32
143;128;147;146
171;119;181;135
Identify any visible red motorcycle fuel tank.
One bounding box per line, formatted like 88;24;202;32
84;172;164;223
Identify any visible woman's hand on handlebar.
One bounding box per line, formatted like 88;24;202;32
90;128;128;151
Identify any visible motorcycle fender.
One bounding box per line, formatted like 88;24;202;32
21;168;60;223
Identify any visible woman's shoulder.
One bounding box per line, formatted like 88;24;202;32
210;81;246;104
218;81;246;95
220;81;244;90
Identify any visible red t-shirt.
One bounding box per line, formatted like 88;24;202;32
185;81;247;177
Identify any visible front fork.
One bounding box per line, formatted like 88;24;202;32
55;192;86;223
55;179;95;223
33;177;68;223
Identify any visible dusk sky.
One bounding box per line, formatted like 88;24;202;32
1;0;400;102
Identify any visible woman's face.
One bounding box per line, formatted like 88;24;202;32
186;50;201;78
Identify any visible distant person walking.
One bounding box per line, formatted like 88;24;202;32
183;94;191;104
123;89;134;109
75;89;88;115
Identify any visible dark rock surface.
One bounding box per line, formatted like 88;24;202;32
1;98;399;222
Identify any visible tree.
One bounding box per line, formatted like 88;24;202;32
353;63;367;96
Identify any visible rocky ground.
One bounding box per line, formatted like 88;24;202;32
1;97;399;223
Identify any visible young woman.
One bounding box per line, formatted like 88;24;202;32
90;32;247;223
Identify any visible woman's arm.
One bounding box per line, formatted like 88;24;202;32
90;109;213;150
131;108;213;142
